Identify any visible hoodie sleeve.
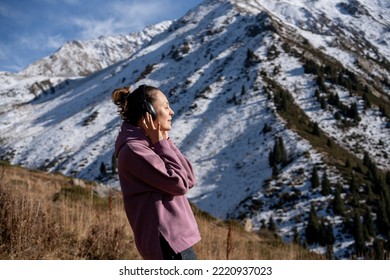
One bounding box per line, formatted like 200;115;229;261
167;139;196;188
118;139;195;196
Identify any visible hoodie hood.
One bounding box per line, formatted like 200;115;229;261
115;122;150;158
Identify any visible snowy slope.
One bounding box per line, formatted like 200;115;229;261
1;0;389;259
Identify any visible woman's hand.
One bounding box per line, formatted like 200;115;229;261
140;113;164;145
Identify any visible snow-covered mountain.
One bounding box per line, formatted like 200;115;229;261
0;21;171;112
20;21;172;77
1;0;389;259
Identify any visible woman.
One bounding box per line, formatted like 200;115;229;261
112;84;201;260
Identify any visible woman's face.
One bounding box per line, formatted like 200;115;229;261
152;90;174;131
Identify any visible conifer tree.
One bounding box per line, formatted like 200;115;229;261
363;152;381;191
326;138;333;147
363;151;372;168
379;183;390;226
305;204;320;244
312;122;321;136
269;136;287;167
100;162;107;176
260;219;267;230
292;227;300;244
268;150;275;168
381;179;390;204
241;85;246;96
347;102;360;122
320;96;327;110
379;105;389;118
305;207;335;246
111;152;117;174
276;137;287;164
326;245;334;260
363;93;371;109
349;174;358;194
316;75;327;92
363;208;375;238
351;189;360;207
274;137;283;163
376;196;390;235
303;59;320;74
311;166;320;189
268;216;276;232
332;183;345;216
321;170;331;196
366;185;375;204
315;89;320;101
319;218;335;246
245;49;259;68
262;123;272;134
353;211;365;257
316;218;335;246
328;92;340;107
272;165;279;178
372;238;385;259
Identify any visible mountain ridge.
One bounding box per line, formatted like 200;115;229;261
20;21;172;77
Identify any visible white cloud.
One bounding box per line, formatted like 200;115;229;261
47;34;66;49
0;44;7;60
63;0;80;4
18;34;45;50
0;5;7;17
72;17;118;39
0;2;24;21
0;43;25;72
112;1;165;18
0;0;201;71
15;32;63;52
68;0;178;39
111;0;178;27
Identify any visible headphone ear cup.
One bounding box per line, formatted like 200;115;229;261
145;101;157;120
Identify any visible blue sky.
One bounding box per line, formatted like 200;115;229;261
0;0;203;72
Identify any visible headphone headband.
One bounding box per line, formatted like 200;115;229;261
138;84;157;120
139;84;147;102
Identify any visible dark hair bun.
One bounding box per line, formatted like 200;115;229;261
111;87;130;106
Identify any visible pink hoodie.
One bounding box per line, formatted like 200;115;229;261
115;121;201;259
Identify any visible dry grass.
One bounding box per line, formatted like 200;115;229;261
0;161;323;260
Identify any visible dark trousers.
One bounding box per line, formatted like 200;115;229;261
159;235;197;260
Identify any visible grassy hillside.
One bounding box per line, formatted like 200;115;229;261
0;161;322;260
